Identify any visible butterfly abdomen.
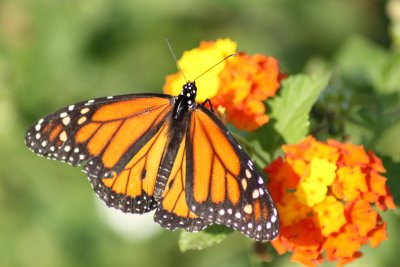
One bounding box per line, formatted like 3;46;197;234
154;109;192;199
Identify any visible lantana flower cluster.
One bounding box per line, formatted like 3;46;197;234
265;136;395;267
163;38;283;131
163;39;395;267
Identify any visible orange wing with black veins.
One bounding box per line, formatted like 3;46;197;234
185;106;280;241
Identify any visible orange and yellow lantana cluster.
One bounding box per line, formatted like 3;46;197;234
163;39;283;131
265;136;395;267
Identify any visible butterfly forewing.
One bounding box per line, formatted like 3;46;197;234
25;94;172;178
25;94;174;214
185;106;280;241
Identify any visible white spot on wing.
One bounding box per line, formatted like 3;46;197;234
85;100;95;105
60;131;67;142
244;204;252;214
245;169;252;179
77;116;87;125
80;108;90;114
241;179;247;190
62;116;70;126
252;190;259;199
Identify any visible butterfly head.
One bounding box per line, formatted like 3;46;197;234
173;81;197;120
180;81;197;104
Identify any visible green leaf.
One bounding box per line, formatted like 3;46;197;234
248;123;284;163
375;120;400;161
379;52;400;94
178;225;233;252
336;35;387;90
269;73;330;144
381;157;400;207
336;35;400;94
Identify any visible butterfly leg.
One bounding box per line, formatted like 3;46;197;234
201;99;214;112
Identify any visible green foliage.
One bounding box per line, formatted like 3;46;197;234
382;157;400;205
179;225;233;252
336;36;400;94
323;36;400;209
332;36;400;162
247;74;329;160
270;73;330;144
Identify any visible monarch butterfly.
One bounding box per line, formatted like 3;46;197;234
25;58;280;242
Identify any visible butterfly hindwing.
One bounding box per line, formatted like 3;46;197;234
90;119;173;213
154;131;211;232
185;106;280;241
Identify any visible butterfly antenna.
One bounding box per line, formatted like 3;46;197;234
193;53;236;82
165;38;188;82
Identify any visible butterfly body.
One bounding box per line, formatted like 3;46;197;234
25;81;280;241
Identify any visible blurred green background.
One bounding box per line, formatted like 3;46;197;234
1;0;399;267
